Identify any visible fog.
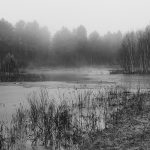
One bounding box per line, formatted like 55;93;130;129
0;0;150;35
1;1;150;150
0;19;123;68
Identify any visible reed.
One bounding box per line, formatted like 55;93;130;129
1;87;150;149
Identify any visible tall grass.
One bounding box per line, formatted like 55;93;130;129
1;87;150;149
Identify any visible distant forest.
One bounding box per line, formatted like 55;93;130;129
0;18;122;67
0;18;150;73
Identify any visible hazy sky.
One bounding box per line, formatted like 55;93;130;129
0;0;150;35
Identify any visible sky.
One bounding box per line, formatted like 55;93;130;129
0;0;150;35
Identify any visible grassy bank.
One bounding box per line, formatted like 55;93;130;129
1;88;150;149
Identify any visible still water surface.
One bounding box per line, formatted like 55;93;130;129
0;67;150;121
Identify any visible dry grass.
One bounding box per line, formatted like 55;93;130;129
1;87;150;150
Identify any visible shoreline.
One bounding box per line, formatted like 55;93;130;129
110;69;150;75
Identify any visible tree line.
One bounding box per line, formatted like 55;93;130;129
119;26;150;73
1;18;150;74
0;18;122;68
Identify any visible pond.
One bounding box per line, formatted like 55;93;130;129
1;67;150;121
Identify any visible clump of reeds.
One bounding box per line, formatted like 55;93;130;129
0;104;28;150
2;87;150;150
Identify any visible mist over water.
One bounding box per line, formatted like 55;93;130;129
0;0;150;148
1;67;150;123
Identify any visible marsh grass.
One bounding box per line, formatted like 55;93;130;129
1;87;150;150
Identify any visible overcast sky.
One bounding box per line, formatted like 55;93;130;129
0;0;150;35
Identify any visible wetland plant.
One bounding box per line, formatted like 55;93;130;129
1;87;150;149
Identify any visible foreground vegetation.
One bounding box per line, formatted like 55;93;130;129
1;87;150;150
